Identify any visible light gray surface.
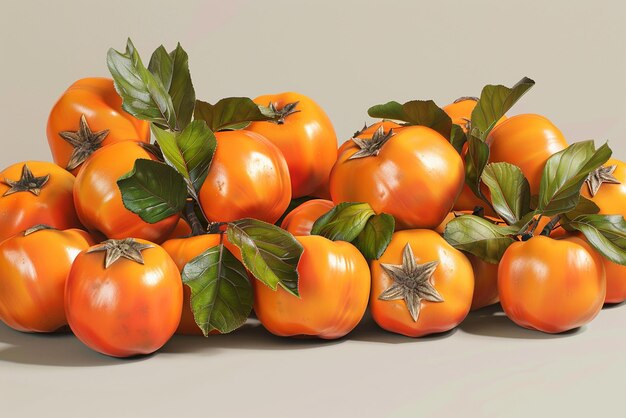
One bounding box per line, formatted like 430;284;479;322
1;1;625;417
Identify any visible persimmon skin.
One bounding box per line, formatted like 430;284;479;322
65;239;182;357
498;235;605;333
162;235;243;336
0;161;82;243
581;158;626;303
199;130;291;224
0;228;93;332
246;92;338;198
253;235;370;339
73;141;179;243
331;125;464;230
280;199;334;236
47;78;150;174
486;114;568;195
370;229;474;337
442;98;507;133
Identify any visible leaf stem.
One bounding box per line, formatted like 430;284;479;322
184;200;205;236
529;215;543;235
540;215;561;236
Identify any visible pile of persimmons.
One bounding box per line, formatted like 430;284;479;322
0;39;625;358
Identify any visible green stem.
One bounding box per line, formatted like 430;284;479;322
184;200;205;236
540;215;561;236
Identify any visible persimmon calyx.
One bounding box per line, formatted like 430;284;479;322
24;224;55;236
378;243;444;322
59;114;109;171
585;164;620;196
2;164;50;197
453;96;479;103
87;238;154;268
349;126;394;160
269;101;300;124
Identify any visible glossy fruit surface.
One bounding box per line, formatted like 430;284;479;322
73;141;178;243
498;235;605;333
486;114;568;195
0;161;81;242
331;126;464;230
468;255;499;310
253;235;370;339
246;92;337;198
65;238;182;357
0;226;93;332
280;199;334;236
47;77;150;173
370;229;473;337
199;130;291;224
443;97;507;133
580;158;626;302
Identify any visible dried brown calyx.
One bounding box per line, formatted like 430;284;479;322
59;114;109;171
379;243;444;322
2;164;50;197
23;224;55;236
269;101;300;124
585;164;620;197
348;126;394;160
87;238;154;269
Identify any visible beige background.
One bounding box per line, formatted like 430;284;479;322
1;1;625;417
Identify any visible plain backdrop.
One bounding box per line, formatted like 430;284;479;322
1;1;625;417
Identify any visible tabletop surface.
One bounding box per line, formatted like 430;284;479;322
1;1;625;417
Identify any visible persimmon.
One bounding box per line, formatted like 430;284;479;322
280;199;334;236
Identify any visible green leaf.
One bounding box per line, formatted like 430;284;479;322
367;100;452;139
464;136;491;196
226;218;303;296
148;43;195;130
194;97;274;131
560;196;600;230
537;141;612;217
107;38;177;130
568;214;626;265
450;124;467;154
481;162;531;224
352;213;395;260
182;245;253;335
471;77;535;140
117;159;187;223
310;202;375;242
443;215;517;263
151;120;217;195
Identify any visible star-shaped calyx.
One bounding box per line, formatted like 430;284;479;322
585;164;620;197
269;101;301;124
87;238;154;269
2;164;50;197
348;125;394;160
379;243;444;322
58;114;109;171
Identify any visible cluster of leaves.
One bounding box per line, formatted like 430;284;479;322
367;77;626;266
107;39;302;335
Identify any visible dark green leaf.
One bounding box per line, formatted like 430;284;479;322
182;245;253;335
151;120;216;195
481;162;531;224
464;136;491;196
148;43;196;130
568;214;626;265
310;202;375;242
107;39;177;130
367;100;452;139
194;97;274;131
450;124;467;154
117;159;187;223
352;213;395;260
226;218;303;296
471;77;535;139
537;141;612;217
560;196;600;231
443;215;517;263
